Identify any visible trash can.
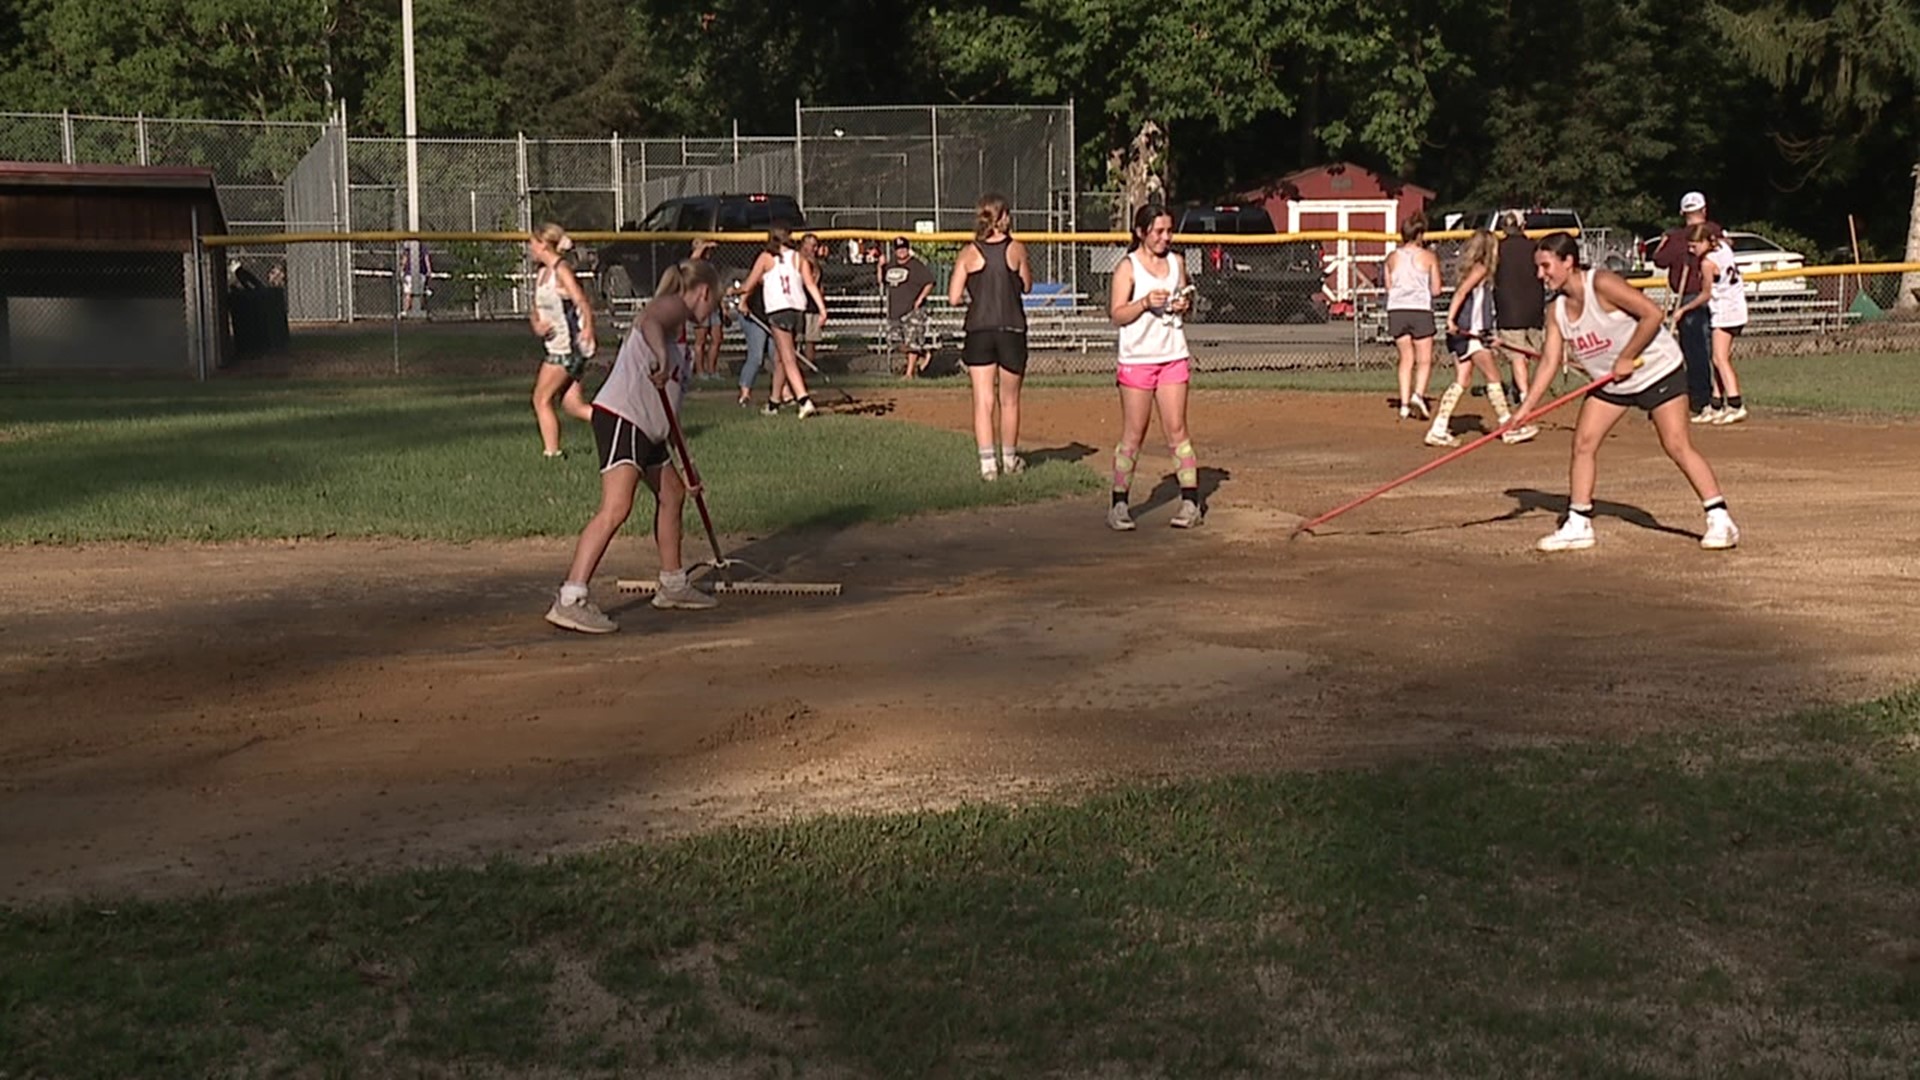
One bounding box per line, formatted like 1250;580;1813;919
228;267;288;359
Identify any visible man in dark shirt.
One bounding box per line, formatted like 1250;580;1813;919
1492;210;1545;402
1651;191;1718;416
880;237;935;377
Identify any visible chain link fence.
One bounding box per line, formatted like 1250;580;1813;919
0;249;203;375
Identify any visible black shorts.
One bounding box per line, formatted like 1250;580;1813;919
1715;324;1745;338
766;309;805;336
591;407;670;473
1589;363;1688;411
962;329;1028;375
1388;309;1436;340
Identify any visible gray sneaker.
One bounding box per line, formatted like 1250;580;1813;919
650;579;718;610
1106;501;1137;532
1170;499;1205;529
546;595;617;634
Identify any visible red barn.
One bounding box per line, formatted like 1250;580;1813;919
1242;163;1434;307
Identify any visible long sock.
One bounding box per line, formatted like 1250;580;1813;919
1485;382;1511;422
1433;383;1466;430
1171;438;1198;490
1112;443;1138;495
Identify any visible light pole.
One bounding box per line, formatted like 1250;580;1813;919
402;0;420;233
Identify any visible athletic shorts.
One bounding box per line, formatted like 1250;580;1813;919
591;407;670;473
1714;324;1745;337
1387;309;1436;340
962;329;1028;375
544;350;587;380
766;309;805;336
1589;363;1688;411
887;309;930;352
1446;334;1487;361
1116;358;1191;390
1496;327;1544;357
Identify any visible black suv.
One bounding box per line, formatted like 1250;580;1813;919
596;193;807;300
1173;204;1327;323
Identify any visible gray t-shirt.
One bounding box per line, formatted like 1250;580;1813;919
882;255;934;320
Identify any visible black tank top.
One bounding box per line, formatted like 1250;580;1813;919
962;238;1026;334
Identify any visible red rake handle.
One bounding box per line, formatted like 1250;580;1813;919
654;380;728;569
1291;368;1625;538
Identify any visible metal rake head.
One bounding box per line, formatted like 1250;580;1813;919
614;557;842;598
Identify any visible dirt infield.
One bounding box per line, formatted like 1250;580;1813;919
3;387;1918;903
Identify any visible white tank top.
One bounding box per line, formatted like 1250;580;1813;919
761;249;806;314
1117;250;1190;366
1553;269;1684;394
594;316;688;443
1384;247;1433;312
534;266;573;355
1706;242;1747;328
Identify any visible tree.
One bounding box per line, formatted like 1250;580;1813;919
1710;0;1920;308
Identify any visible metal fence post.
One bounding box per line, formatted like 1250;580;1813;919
929;106;942;231
793;99;805;211
60;110;73;163
136;113;149;165
515;132;530;231
611;132;623;226
339;104;356;322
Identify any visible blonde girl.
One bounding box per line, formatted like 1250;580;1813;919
545;258;723;634
529;222;597;457
1431;229;1536;447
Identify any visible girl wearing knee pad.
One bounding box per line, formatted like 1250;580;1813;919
1432;229;1536;447
1518;233;1740;554
545;258;723;634
1106;204;1201;530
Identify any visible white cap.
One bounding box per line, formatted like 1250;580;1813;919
1679;191;1707;213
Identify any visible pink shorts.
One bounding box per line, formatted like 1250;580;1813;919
1116;358;1191;390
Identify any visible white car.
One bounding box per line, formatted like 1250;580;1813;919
1639;231;1808;296
1723;231;1808;295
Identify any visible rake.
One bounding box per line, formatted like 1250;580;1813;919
1290;358;1642;539
615;382;843;598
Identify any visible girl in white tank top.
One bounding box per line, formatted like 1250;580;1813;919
1384;217;1441;423
1105;206;1203;532
1523;236;1740;554
1682;229;1748;424
527;223;596;459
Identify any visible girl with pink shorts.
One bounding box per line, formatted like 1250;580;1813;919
1107;204;1202;531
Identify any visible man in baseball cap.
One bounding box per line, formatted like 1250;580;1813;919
879;236;935;377
1652;191;1719;416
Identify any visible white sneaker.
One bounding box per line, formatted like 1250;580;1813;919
796;399;818;419
1713;406;1748;425
651;579;718;610
546;594;617;633
1409;395;1431;420
1106;501;1136;532
1700;513;1740;551
1501;424;1539;445
1424;427;1459;448
1170;499;1205;529
1536;515;1597;552
1691;406;1721;425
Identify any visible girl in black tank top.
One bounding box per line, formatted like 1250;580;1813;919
947;194;1032;479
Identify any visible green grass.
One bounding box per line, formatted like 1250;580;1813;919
0;379;1099;544
6;691;1919;1077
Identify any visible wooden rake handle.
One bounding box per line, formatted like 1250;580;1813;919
653;380;728;572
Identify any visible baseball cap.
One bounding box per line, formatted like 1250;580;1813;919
891;236;911;250
1679;191;1707;213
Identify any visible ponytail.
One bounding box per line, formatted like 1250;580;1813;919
974;193;1010;242
764;221;793;256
